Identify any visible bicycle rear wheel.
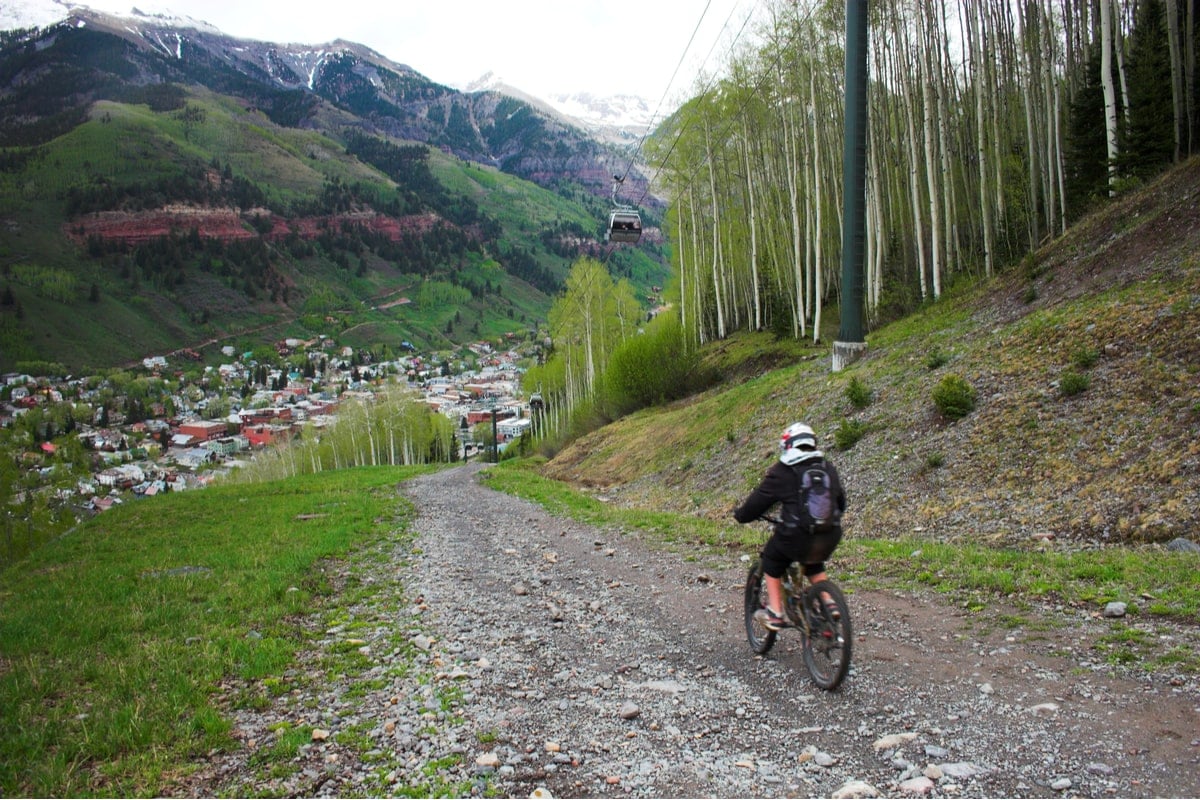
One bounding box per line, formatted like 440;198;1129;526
801;580;852;690
744;560;777;655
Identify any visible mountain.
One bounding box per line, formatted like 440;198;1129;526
465;72;658;150
0;1;670;373
1;1;660;201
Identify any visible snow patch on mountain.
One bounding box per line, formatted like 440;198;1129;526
1;0;220;36
465;72;655;145
2;1;660;147
0;0;75;30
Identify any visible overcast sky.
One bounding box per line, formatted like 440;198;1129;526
63;0;758;104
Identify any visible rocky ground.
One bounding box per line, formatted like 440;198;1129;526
182;463;1199;799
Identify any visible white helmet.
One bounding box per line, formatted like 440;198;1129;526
779;422;822;465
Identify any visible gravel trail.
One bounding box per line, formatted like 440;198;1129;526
185;463;1200;798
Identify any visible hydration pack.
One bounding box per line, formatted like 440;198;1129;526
797;462;837;530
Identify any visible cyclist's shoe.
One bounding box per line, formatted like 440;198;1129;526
817;591;841;621
754;607;789;631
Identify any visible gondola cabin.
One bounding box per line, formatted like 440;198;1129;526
606;209;642;244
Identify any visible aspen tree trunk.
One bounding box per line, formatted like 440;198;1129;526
1100;0;1119;195
1053;68;1067;234
870;159;884;314
1040;0;1060;236
989;0;1009;224
365;409;377;466
782;102;806;338
935;0;960;278
583;308;596;397
1019;0;1042;245
675;204;688;342
809;69;824;342
895;10;930;299
704;121;727;340
741;126;762;330
970;1;995;276
921;30;943;299
721;150;742;334
688;188;707;344
1112;0;1131;128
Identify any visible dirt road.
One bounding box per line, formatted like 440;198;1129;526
398;464;1200;798
180;463;1199;798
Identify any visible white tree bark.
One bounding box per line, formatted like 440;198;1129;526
704;120;727;340
1100;0;1120;195
740;124;762;331
809;68;824;341
970;1;995;276
920;28;943;298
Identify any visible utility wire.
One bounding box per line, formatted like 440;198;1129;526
633;1;823;211
611;0;752;195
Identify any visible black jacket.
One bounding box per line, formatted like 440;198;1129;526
733;457;846;532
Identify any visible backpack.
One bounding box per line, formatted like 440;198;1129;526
796;461;838;531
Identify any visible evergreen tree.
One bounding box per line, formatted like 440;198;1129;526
1065;49;1114;217
1119;0;1175;179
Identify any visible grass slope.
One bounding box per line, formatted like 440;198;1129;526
0;466;447;796
541;158;1200;550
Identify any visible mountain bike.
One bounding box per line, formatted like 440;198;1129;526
743;517;852;690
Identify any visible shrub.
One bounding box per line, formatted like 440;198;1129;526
924;452;945;469
925;348;949;370
932;374;976;419
599;314;714;419
834;418;867;450
1070;346;1100;370
1059;370;1090;397
845;376;871;409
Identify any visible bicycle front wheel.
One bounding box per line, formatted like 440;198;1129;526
744;560;777;655
801;580;852;690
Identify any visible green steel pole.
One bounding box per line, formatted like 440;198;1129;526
834;0;869;371
491;406;499;463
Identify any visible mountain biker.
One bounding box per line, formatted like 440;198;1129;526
732;422;846;631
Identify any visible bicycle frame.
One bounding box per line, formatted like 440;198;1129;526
744;516;853;690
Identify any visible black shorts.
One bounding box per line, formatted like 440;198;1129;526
760;527;842;579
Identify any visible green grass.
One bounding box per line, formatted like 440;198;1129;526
482;457;761;557
840;538;1200;619
0;466;432;797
